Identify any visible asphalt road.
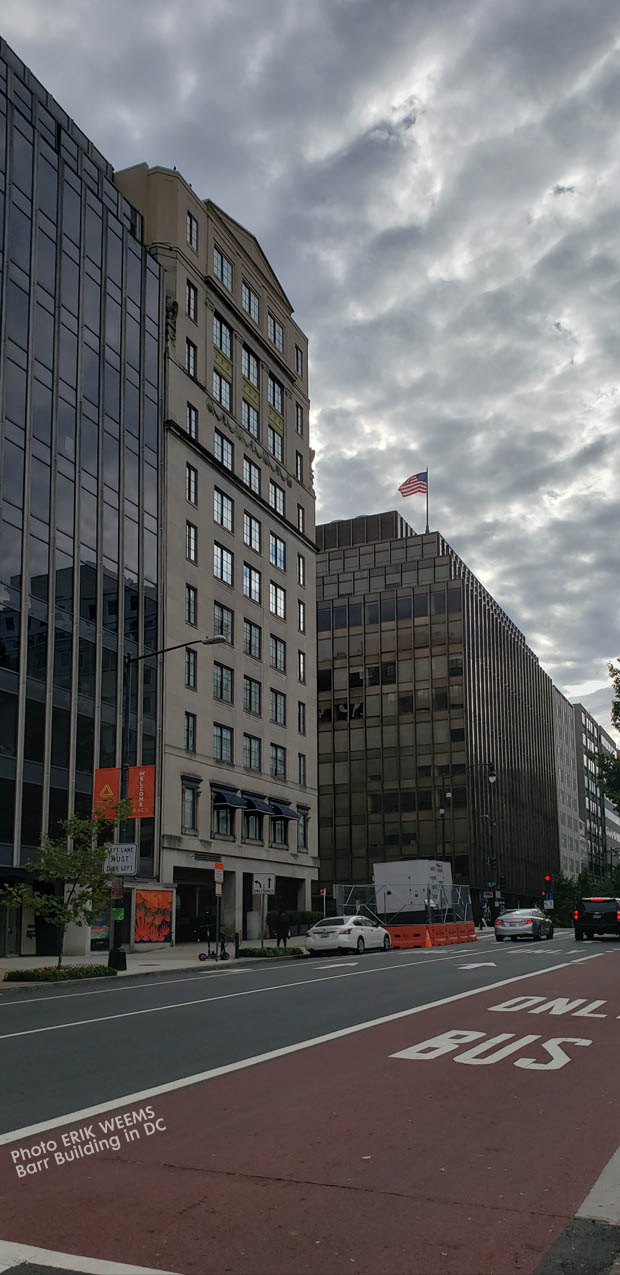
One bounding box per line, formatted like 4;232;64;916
1;930;620;1275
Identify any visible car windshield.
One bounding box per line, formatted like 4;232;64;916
314;918;345;927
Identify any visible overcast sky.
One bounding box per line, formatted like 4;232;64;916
3;0;619;735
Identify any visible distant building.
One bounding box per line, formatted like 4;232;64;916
573;703;620;876
0;42;163;955
552;687;582;879
316;514;559;907
115;164;318;940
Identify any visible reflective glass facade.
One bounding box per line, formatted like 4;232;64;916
0;42;162;874
316;515;559;901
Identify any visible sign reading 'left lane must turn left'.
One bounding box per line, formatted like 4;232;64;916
93;766;155;819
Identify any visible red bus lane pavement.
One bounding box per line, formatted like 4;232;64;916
1;952;620;1275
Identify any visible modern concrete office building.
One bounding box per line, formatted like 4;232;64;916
0;42;164;955
316;513;559;908
552;686;582;880
115;164;318;941
574;703;619;876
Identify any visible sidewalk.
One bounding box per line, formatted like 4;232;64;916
0;938;307;982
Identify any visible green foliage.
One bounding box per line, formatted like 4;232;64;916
587;658;620;813
3;964;118;982
239;947;306;959
0;799;132;968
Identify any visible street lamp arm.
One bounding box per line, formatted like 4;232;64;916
125;634;226;665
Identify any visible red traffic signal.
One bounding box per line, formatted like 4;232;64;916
544;875;551;883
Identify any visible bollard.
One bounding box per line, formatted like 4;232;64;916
108;946;127;971
234;931;240;959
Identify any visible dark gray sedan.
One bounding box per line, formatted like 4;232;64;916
495;907;554;942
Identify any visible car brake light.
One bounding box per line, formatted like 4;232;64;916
574;910;579;920
495;919;501;926
340;928;352;935
524;919;532;925
591;898;605;901
617;911;620;922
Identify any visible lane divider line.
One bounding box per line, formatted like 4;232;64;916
0;1237;181;1274
0;950;609;1147
577;1145;620;1225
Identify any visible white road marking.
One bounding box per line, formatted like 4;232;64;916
0;1238;181;1274
577;1144;620;1224
0;950;607;1147
458;962;497;969
313;961;359;969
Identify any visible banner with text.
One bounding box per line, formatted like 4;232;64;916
128;765;155;819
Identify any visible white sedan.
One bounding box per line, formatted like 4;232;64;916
306;915;391;955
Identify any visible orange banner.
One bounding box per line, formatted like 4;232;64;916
128;765;155;819
92;767;121;816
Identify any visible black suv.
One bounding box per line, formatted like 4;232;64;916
574;898;620;941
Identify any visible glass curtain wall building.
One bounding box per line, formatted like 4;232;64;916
316;514;559;907
0;42;162;952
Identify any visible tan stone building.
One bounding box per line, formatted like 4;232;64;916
115;164;318;941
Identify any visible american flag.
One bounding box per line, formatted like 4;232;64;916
399;470;428;497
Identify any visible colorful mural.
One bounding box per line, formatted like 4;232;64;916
134;890;173;945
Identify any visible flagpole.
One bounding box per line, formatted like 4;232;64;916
425;468;429;534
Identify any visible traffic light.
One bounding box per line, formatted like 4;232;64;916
542;874;552;900
489;856;498;871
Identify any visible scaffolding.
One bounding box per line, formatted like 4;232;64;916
333;882;473;926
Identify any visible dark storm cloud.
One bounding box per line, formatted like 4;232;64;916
3;0;619;737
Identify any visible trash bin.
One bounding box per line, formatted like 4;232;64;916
108;947;127;971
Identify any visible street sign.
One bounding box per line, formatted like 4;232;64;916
320;888;326;897
483;890;494;899
105;843;138;876
487;881;497;889
110;877;123;899
214;863;224;884
252;873;275;896
543;899;554;910
215;882;222;897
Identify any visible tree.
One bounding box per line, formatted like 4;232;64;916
587;658;620;813
0;799;131;967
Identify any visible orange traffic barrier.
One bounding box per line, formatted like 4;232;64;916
386;925;426;949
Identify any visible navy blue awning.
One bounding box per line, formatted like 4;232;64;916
268;800;298;820
243;794;273;815
211;785;245;808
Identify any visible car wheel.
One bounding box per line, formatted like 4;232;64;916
574;931;583;941
357;937;365;954
547;927;554;940
511;936;517;942
383;934;391;951
495;936;504;942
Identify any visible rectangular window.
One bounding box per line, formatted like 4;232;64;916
186;583;197;626
243;511;261;553
214;429;233;471
243;733;261;771
298;754;306;786
297;503;305;534
213;370;231;410
213;542;233;584
295;346;303;376
213;662;233;703
297;553;305;586
185;648;197;689
297;600;306;633
187;402;198;439
213;313;232;358
296;402;304;436
270;689;286;725
268;374;283;414
244;675;261;715
214;488;233;531
214;723;233;763
295;452;303;483
186;463;198;505
214;601;233;642
186;339;197;379
297;808;308;849
212;804;233;836
298;701;306;734
242;282;260;322
244;810;262;840
268;313;284;352
269;480;285;516
186;521;197;563
182;783;198;832
243;618;261;660
271;817;288;846
213;246;233;290
270;635;286;672
270;743;286;779
242;346;259;387
187;211;198;251
186;279;198;321
297;650;306;683
242;400;259;438
267;426;283;462
243;457;261;495
243;563;261;603
270;582;286;619
185;711;197;752
269;532;286;571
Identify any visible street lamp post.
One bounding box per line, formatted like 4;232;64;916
117;634;226;946
467;761;497;916
439;789;452;860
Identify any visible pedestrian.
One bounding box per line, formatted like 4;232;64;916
276;913;289;949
